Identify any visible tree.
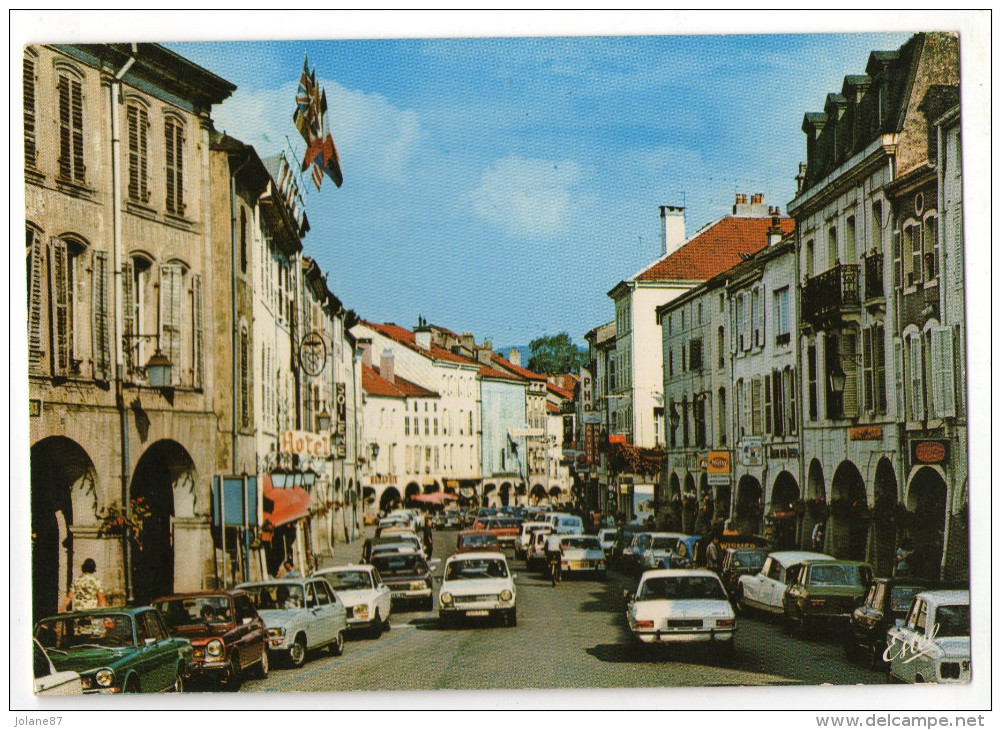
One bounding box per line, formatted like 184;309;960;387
526;333;587;374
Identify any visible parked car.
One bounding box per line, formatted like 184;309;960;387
597;528;618;554
482;517;521;550
237;578;347;668
471;508;498;528
667;535;703;569
526;527;555;570
438;551;517;628
152;589;269;688
624;569;736;657
434;509;461;530
314;564;393;638
609;524;646;570
546;512;584;535
363;533;423;562
369;535;425;561
556;535;607;579
455;529;501;554
369;552;434;610
886;589;970;684
844;578;967;669
641;533;690;570
736;551;834;615
33;606;192;693
516;521;552;559
719;547;770;600
622;532;683;574
33;639;82;695
782;560;873;636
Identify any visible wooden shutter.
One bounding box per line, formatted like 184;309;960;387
70;77;83;181
192;273;204;389
908;334;924;421
121;259;136;374
48;237;70;376
751;377;761;435
931;327;956;418
763;374;772;434
57;76;71;179
23;55;36;167
861;327;873;412
743;294;751;350
91;250;111;381
892;336;904;419
841;331;859;419
159;264;183;384
27;232;44;374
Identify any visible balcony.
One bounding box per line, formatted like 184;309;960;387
863;251;884;302
801;263;860;329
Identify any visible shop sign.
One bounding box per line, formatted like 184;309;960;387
370;474;398;485
510;427;545;437
739;437;763;467
670;455;686;470
767;444;799;460
707;451;730;474
849;425;883;441
333;382;347;459
584;424;598;465
582;409;603;425
608;434;627;444
911;439;950;465
280;430;331;457
697;451;708;472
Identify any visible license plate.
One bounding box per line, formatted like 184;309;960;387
466;610;490;617
571;561;589;569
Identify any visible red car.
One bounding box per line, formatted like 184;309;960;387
153;589;269;690
455;530;500;554
482;518;521;550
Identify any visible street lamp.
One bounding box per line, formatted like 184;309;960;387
301;470;317;489
828;361;847;393
668;405;680;430
317;406;331;432
271;467;289;488
144;348;173;389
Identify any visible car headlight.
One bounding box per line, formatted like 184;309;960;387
95;668;115;688
440;592;453;605
500;589;513;602
206;639;224;658
354;604;369;619
267;627;285;639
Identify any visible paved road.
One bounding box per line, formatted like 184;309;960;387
235;527;888;693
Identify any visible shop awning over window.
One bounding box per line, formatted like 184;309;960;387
263;476;312;528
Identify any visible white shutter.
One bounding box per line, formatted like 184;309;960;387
27;232;45;374
908;334;925;421
122;259;136;374
159;264;183;384
842;331;859;419
743;294;751;350
49;237;70;376
91;250;111;381
192;273;204;389
892;336;904;419
931;327;956;418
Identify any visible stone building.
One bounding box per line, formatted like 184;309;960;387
25;43;234;617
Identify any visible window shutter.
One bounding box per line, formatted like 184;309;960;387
751;377;761;435
892;336;904;419
743;294;751;350
192;273;204;389
841;331;859;419
121;259;136;374
931;326;956;418
57;76;71;179
908;334;924;421
70;77;84;181
27;232;44;374
861;327;873;412
159;264;183;384
91;250;111;381
23;56;36;167
786;367;797;435
763;374;772;434
48;237;70;376
874;324;887;414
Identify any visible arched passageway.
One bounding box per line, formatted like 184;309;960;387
906;467;948;580
379;486;401;513
870;458;898;577
735;475;763;536
768;471;800;549
829;461;868;561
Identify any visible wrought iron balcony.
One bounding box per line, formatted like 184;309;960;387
863;252;884;301
801;263;860;327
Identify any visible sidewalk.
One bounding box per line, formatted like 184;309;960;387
314;524;376;571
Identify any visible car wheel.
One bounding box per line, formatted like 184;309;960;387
288;635;307;668
123;676;140;694
798;615;812;639
735;586;748;615
255;649;269;679
843;637;858;662
330;630;345;656
371;611;384;639
506;609;517;627
719;638;735;663
870;643;888;672
172;673;184;693
223;654;242;691
382;614;391;632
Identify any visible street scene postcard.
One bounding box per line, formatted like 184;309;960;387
12;10;990;719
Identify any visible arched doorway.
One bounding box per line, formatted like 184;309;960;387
31;437;98;623
906;467;948;580
713;483;731;527
499;482;512;507
482;483;496;508
423;481;439;495
829;461;868;561
768;471;800;549
668;473;682;530
515;483;527;507
735;475;763;536
871;458;898;577
404;482;421;501
695;473;713;533
530;484;547;506
548;486;562;504
802;459;827;549
129;439;197;605
944;478;969;582
682;473;697;532
379;486;401;513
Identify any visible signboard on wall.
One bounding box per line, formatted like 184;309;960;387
707;450;731;486
739;437;763;467
212;475;259;526
280;430;331;457
911;439;950;465
581;409;603;425
849;425;883;441
333;382;347;459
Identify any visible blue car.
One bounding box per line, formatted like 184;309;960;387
665;535;703;569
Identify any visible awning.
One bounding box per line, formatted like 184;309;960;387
408;492;458;505
263;476;312;528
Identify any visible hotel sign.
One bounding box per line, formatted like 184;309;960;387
280;430;330;457
911;439;950;465
333;382;347;459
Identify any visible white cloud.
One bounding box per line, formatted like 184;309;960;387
471;156;584;237
211;78;424;184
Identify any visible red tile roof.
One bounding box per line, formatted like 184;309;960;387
546;402;561;414
634;216;794;282
546;381;574;400
365;322;477;366
362;364;439;399
490;354;548;381
478;365;523;381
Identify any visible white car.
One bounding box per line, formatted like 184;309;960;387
736;551;833;614
526;527;554;569
314;564;393;638
597;528;618;554
641;533;690;571
438;552;517;628
625;569;736;655
886;589;970;684
33;639;82;695
516;521;551;559
557;535;606;578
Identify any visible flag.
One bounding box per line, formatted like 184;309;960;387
317;89;343;188
311;161;323;192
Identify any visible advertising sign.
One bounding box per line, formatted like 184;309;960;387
584;424;597;465
849;425;883;441
212;475;259;527
739;437;763;467
707;450;731;486
582;409;603;425
333;382;347;459
280;430;331;457
911;439;950;465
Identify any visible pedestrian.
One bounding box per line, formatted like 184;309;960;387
60;558;107;612
277;559;300;579
423;517;434;559
894;537;914;578
705;532;723;573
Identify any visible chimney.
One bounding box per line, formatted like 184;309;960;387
358;338;373;369
380;349;395;384
767;206;784;246
659;205;686;257
508;348;521;367
733;192;770;218
414;326;431;350
796;162;807;194
477;340;493;366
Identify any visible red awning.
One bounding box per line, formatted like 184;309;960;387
408;492;458;505
263;476;312;528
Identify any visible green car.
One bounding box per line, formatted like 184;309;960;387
782;559;873;637
33;606;192;693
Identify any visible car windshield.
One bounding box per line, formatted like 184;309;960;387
241;583;305;610
889;585;924;613
651;537;680;551
934;604;970;637
733;551;766;569
372;554;428;576
808;563;869;587
564;537;601;550
153;596;234;627
460;534;498;548
445;558;509;581
34;614;134;651
638;576;727;601
321;571;373;591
